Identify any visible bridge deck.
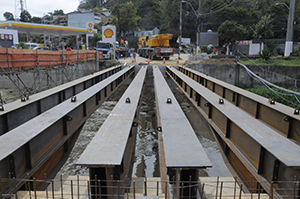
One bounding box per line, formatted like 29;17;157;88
77;66;147;167
0;66;133;162
168;66;300;168
153;66;211;168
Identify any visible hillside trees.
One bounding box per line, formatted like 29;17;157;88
136;0;160;30
110;2;140;36
217;20;248;48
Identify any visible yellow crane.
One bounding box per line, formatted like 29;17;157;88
137;34;175;60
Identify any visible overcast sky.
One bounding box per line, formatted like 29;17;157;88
0;0;80;21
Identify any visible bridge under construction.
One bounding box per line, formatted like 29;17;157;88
0;60;300;199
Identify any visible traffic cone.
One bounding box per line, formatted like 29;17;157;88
163;58;165;64
132;57;134;63
177;57;179;63
148;58;150;64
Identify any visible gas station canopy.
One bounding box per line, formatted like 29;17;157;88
0;21;97;36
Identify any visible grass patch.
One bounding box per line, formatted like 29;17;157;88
240;56;300;66
246;87;300;109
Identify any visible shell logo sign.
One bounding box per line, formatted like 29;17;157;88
104;28;114;38
102;25;116;43
87;22;93;33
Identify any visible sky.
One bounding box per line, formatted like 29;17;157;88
0;0;80;21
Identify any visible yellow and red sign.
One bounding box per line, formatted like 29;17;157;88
104;28;114;38
102;25;116;43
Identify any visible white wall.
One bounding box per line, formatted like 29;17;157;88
0;28;19;44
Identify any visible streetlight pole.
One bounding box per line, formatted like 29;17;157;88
179;0;182;59
277;0;296;56
197;0;201;55
180;0;201;55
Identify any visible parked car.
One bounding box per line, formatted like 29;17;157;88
33;46;50;50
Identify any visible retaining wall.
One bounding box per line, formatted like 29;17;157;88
187;63;300;88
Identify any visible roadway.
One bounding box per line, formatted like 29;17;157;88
117;53;190;66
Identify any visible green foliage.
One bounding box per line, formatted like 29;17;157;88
266;41;279;54
16;42;29;49
251;14;274;41
240;56;300;66
31;16;42;23
200;46;207;53
110;2;141;36
89;33;102;48
217;20;248;47
20;10;31;22
78;0;104;9
91;7;102;12
259;49;273;61
246;87;300;109
3;12;14;21
136;0;160;30
53;10;64;15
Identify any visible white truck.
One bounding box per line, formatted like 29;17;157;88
96;41;112;59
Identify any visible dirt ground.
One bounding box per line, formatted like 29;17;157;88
200;57;236;65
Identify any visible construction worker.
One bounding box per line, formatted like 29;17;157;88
120;39;124;47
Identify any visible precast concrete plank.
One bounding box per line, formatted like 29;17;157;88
153;66;212;168
0;66;133;161
169;66;300;167
77;66;147;166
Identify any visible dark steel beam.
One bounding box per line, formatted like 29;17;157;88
77;66;147;199
0;66;134;194
153;66;211;199
0;65;124;136
166;66;300;198
177;66;300;145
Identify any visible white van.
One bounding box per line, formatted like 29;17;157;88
25;43;40;49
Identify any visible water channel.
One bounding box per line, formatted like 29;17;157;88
55;68;231;179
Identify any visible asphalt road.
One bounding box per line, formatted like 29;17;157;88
117;53;190;66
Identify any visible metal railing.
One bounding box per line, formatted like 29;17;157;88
0;175;299;199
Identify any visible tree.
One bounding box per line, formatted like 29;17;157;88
217;20;248;49
251;14;274;42
31;16;42;23
3;12;14;21
78;0;106;9
91;7;102;12
53;10;64;15
110;2;140;36
20;10;31;22
135;0;160;29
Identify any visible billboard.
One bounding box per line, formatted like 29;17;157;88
102;25;116;44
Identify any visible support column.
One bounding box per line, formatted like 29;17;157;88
285;0;296;57
86;34;89;50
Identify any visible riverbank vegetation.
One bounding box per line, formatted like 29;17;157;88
240;56;300;66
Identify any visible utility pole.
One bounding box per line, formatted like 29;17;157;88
286;0;295;41
285;0;296;56
179;1;182;59
197;0;201;54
